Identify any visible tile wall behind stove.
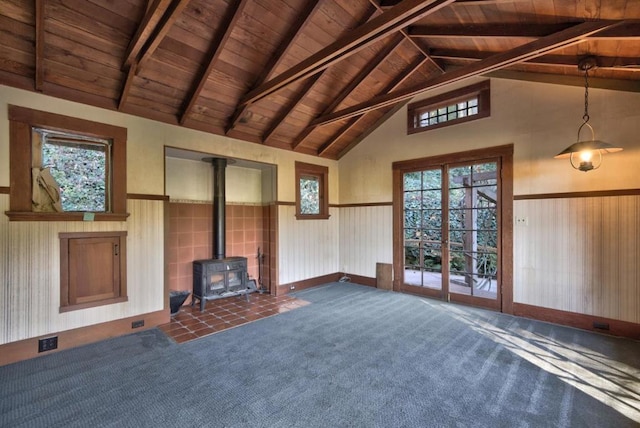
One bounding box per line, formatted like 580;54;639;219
168;201;271;301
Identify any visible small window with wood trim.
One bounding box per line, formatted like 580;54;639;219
59;231;127;312
295;161;329;220
6;105;128;221
408;81;490;134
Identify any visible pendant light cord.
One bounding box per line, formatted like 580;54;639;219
583;67;590;123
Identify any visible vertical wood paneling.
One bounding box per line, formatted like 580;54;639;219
0;197;164;345
277;205;339;284
126;199;164;312
514;195;640;323
339;205;393;278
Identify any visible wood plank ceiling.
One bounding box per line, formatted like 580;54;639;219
1;0;639;159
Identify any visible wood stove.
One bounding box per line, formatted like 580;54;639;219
192;257;248;311
191;157;255;312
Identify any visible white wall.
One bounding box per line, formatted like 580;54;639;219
165;158;264;204
339;77;640;321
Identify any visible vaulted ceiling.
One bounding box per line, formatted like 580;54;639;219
1;0;639;159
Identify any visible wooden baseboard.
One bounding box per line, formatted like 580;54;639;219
0;310;170;367
513;303;640;340
277;272;378;295
343;273;376;287
277;273;343;294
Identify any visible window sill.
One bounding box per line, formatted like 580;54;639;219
5;211;130;221
295;214;331;220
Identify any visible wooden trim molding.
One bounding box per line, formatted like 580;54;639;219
5;212;129;221
0;309;170;366
7;105;128;221
0;187;9;194
127;193;170;201
295;161;330;220
514;188;640;200
337;202;393;208
513;303;640;340
392;144;514;314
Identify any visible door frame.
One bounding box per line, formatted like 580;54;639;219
392;144;513;314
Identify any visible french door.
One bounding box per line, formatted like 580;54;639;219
393;146;513;312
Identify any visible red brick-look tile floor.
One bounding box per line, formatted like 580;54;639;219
159;293;309;344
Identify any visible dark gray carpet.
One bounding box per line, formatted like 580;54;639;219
1;282;639;427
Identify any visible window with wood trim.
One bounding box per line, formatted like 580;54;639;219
295;161;329;220
6;105;128;221
59;231;127;312
407;81;490;134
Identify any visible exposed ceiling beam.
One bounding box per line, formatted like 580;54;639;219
239;0;456;107
118;61;137;110
485;70;640;93
368;0;444;73
136;0;191;73
292;33;405;150
590;21;640;39
180;0;247;125
409;23;575;39
122;0;173;70
379;0;528;8
34;0;45;91
261;4;379;146
226;0;322;134
409;21;640;40
310;20;623;127
430;49;640;71
318;56;428;157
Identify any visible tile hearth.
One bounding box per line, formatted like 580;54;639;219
159;293;309;344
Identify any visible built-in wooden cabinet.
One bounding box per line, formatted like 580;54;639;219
59;231;127;312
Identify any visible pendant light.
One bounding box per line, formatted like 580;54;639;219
554;56;623;172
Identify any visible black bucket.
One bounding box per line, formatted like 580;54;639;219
169;290;190;316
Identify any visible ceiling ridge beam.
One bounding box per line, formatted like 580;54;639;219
226;0;322;134
180;0;248;125
310;20;623;128
291;33;405;150
318;56;428;157
238;0;456;107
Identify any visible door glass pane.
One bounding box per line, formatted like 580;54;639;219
403;168;442;289
448;161;498;299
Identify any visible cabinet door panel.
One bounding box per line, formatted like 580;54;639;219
68;237;120;304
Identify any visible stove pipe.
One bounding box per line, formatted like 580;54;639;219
207;157;227;260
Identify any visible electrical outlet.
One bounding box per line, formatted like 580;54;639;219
131;320;145;329
515;216;528;226
38;336;58;353
593;321;610;330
